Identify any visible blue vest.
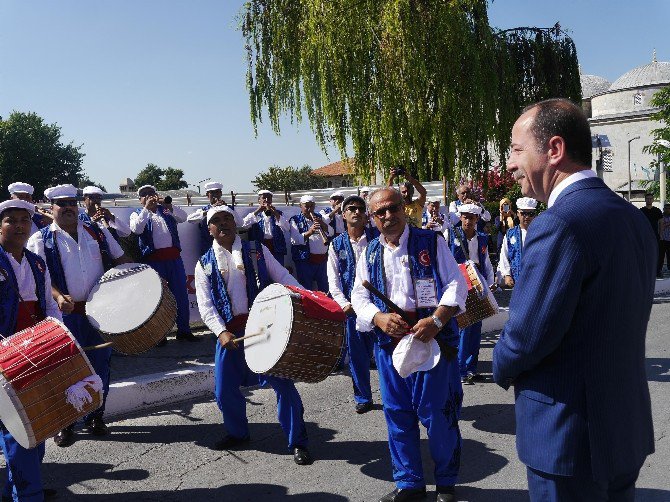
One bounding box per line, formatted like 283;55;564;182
0;249;48;336
365;226;458;347
199;240;270;324
506;225;524;281
40;223;114;294
448;226;492;281
79;211;119;242
135;205;181;258
289;213;311;262
331;227;378;302
248;212;287;256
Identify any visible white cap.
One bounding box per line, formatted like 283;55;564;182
392;335;441;378
516;197;537;211
137;185;157;197
427;196;442;204
0;199;35;217
300;195;315;204
204;181;223;192
7;182;34;195
330;191;345;199
83;186;105;196
45;184;78;200
360;186;370;193
206;205;242;227
457;203;482;215
258;189;273;197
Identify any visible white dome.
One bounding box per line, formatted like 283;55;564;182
609;55;670;91
581;74;611;98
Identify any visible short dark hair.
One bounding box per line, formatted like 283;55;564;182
523;98;592;167
401;182;414;197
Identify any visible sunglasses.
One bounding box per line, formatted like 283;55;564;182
373;203;402;218
518;211;536;217
53;200;78;207
345;206;366;213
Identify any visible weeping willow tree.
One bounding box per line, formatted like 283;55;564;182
242;0;581;183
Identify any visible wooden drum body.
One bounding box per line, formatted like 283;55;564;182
86;263;177;355
455;261;499;329
0;318;102;449
245;284;345;383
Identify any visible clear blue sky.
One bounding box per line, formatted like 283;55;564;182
1;1;668;193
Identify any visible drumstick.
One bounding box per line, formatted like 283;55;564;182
361;280;415;326
232;331;266;343
82;342;114;351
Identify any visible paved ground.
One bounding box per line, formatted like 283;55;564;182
3;292;669;501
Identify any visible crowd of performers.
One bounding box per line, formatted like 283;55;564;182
0;175;537;502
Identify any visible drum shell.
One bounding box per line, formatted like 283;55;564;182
456;289;498;329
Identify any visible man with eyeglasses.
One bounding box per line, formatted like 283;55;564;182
496;197;537;288
320;191;346;237
79;186;131;242
327;195;379;414
387;167;427;228
27;184;132;447
7;182;53;234
351;188;468;502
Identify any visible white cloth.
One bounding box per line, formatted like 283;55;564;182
516;197;537;210
326;232;370;309
206;205;242;227
0;200;35;217
1;248;61;321
289;215;333;255
444;227;495;286
27;221;124;302
130;206;187;250
351;224;468;332
65;374;103;412
300;195;315;203
448;200;491;222
194;237;300;335
82;186;105;196
457;203;482;215
241;211;289;239
496;228;527;279
392;335;440;378
320;210;346;234
203;181;223;192
547;169;597;208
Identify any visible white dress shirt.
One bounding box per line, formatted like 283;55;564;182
326;232;369;309
351;225;468;332
195;237;301;335
547;169;597;208
289;214;334;255
448;201;491;222
2;249;62;321
130;206;187;250
496;228;527;279
241;211;289;238
444;227;495;286
320;210;346;235
27;221;124;302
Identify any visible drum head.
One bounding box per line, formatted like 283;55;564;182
244;284;294;374
0;373;31;448
86;263;163;334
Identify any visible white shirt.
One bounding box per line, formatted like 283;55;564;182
444;227;495;286
448;201;491;222
496;228;527;279
79;209;132;238
2;249;62;321
27;222;124;302
423;209;448;233
320;209;346;234
241;211;289;238
351;225;468;332
195;237;300;335
547;169;597;208
289;214;334;255
130;206;187;250
326;232;370;309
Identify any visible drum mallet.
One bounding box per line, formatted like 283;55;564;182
82;342;114;351
232;325;271;343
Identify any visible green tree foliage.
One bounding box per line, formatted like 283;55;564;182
0;111;85;199
641;86;670;198
252;165;325;193
77;174;107;192
242;1;581;184
134;164;189;191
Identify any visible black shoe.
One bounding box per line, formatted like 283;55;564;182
176;332;200;342
156;337;168;347
84;417;109;436
378;487;427;502
471;373;485;382
436;485;455;502
54;426;75;447
213;435;250;450
293;446;313;465
461;373;474;385
355;401;374;414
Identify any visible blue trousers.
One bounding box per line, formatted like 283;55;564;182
63;313;111;421
527;466;639;502
147;257;191;334
294;260;328;292
345;316;374;405
214;339;308;450
375;343;463;489
458;321;482;377
1;424;45;502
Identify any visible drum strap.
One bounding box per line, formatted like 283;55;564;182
247;240;261;287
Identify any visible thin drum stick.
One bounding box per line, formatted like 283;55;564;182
362;280;415;326
82;342;114;351
232;331;265;343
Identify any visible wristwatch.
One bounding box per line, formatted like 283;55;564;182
431;315;443;329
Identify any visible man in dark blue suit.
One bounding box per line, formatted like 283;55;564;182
493;99;656;501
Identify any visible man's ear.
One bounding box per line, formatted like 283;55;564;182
547;135;566;166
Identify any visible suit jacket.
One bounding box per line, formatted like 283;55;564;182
493;176;655;481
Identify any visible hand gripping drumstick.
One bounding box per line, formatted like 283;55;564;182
232;324;272;343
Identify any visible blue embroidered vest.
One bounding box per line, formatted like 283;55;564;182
289;213;311;262
0;249;48;335
506;225;524;281
331;227;378;302
447;226;492;281
199;240;270;325
135;205;181;258
248;212;287;256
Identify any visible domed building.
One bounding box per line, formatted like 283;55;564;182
584;51;670;200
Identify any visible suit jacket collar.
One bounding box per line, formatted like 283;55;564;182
552;176;606;207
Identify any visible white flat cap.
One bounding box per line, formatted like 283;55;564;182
137;185;157;196
206;205;242;227
516;197;538;211
45;184;78;200
0;199;35;217
457;203;482;215
427;196;442;204
83;186;106;196
204;181;223;192
258;190;273;196
330;191;345;199
360;186;370;193
7;182;34;195
300;195;315;204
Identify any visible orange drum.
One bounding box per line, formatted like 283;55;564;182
455;261;499;329
0;318;102;449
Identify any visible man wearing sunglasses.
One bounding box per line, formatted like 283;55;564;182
351;188;468;502
28;184;132;446
496;197;537;288
79;186;131;242
327;195;379;414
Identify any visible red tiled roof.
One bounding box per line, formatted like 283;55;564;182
312;159;354;176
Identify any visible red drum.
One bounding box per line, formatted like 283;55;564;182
0;318;102;449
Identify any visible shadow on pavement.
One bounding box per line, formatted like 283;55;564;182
646;358;670;382
460;404;516;436
42;462;149;492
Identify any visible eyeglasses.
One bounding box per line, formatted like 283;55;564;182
518;211;536;217
373;203;402;218
53;200;78;207
345;206;366;213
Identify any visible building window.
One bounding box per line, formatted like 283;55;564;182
634;92;643;106
341;179;348;187
327;180;333;188
602;151;613;172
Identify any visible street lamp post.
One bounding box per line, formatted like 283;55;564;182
657;139;670;207
197;177;212;196
628;136;640;201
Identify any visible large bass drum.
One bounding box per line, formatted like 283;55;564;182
244;284;345;383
